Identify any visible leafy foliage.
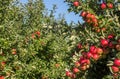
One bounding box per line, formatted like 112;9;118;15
0;0;75;78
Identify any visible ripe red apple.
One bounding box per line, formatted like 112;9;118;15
86;13;91;19
66;71;72;77
80;11;87;17
73;68;79;73
80;58;87;65
80;65;87;71
107;3;113;9
0;76;4;79
73;1;79;7
90;46;97;54
114;59;120;66
92;18;98;24
90;14;95;19
35;31;40;37
75;61;80;67
100;39;109;47
111;65;119;73
86;52;93;59
96;48;103;55
107;34;114;39
92;54;100;61
80;58;90;65
86;59;90;65
100;3;106;9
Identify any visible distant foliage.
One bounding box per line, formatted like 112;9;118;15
0;0;76;79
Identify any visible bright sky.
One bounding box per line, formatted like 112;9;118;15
20;0;83;24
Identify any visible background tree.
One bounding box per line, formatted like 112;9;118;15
0;0;77;78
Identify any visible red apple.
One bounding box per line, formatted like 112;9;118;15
114;59;120;66
96;48;103;55
80;58;87;65
80;58;90;65
86;52;93;59
107;3;113;9
90;14;95;19
86;13;91;19
92;54;100;61
66;71;72;77
80;65;87;71
107;34;114;39
86;59;90;65
92;18;98;23
100;39;109;47
73;1;79;7
90;46;97;54
75;61;80;67
0;76;4;79
35;31;40;37
80;11;87;17
111;65;119;73
101;3;106;9
73;68;79;73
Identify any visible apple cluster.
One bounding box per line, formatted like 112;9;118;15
100;2;113;10
31;31;40;39
80;11;98;27
0;48;17;63
66;34;120;78
111;59;120;78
